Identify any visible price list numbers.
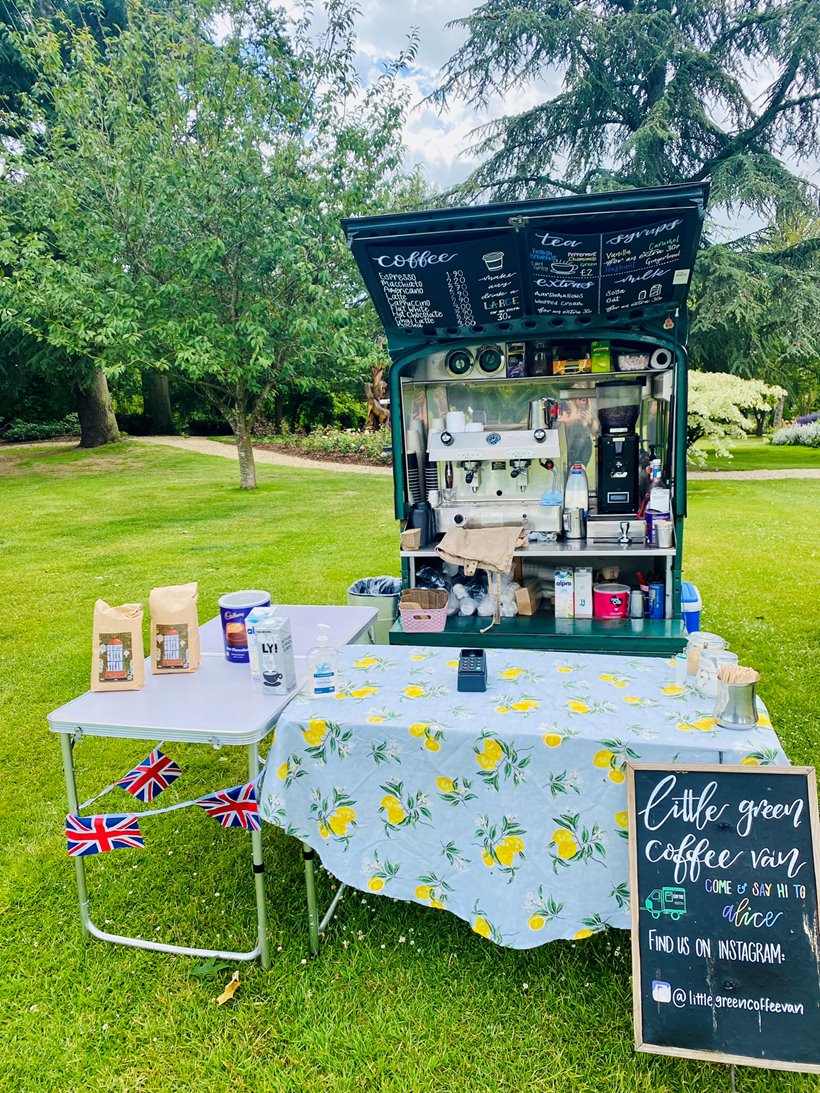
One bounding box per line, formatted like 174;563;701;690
378;272;445;329
446;268;476;328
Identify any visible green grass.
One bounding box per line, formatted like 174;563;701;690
692;435;820;472
1;439;818;1093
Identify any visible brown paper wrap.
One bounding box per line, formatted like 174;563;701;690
150;582;200;674
92;600;144;691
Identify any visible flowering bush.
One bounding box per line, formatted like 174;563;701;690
687;372;786;465
258;427;392;464
771;421;820;447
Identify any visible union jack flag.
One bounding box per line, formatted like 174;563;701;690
116;748;182;803
195;783;260;831
66;813;145;857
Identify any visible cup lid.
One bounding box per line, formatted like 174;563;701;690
218;590;271;609
686;631;726;648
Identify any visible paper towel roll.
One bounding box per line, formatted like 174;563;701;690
650;347;672;370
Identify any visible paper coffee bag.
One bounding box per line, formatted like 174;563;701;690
150;582;200;674
92;601;145;691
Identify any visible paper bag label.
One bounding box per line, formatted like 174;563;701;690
98;632;134;682
155;624;189;670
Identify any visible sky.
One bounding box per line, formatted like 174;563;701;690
351;0;557;192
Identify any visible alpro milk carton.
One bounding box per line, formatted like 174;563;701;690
554;568;574;619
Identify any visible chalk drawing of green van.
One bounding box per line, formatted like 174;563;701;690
644;887;687;920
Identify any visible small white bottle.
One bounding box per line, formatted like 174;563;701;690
564;462;589;515
306;624;338;697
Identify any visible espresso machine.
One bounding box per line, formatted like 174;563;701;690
426;391;568;534
596;381;643;515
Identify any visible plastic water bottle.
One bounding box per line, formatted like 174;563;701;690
563;462;589;515
306;624;338;697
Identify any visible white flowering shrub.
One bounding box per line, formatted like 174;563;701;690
687;372;786;466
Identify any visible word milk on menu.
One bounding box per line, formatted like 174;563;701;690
628;764;820;1073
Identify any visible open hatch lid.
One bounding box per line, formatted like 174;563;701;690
342;182;709;355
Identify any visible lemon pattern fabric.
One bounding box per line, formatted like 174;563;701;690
258;645;786;950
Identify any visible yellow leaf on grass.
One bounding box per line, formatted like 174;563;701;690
216;971;240;1005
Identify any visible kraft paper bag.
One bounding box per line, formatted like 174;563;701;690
150;582;200;674
92;601;145;691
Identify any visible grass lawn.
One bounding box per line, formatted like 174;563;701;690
692;435;820;472
1;440;818;1093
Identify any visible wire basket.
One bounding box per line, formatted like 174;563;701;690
398;588;448;633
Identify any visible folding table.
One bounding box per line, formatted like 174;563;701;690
49;605;377;967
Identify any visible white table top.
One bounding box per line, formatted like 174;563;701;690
48;605;377;746
198;604;375;657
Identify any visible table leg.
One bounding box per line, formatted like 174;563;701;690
58;730;266;963
60;731;91;938
303;844;320;956
248;743;270;969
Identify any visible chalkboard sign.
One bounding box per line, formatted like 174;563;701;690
359;232;523;329
600;217;687;313
525;217;689;317
527;227;600;316
628;764;820;1073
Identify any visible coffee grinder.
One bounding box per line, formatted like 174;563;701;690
596;381;643;515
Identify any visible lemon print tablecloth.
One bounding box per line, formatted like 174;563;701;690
258;645;786;948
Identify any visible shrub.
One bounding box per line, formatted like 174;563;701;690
2;414;81;442
687;372;787;465
771;421;820;447
258;426;392;464
795;411;819;426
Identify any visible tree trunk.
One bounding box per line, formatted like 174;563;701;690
773;395;785;429
231;415;257;489
141;371;176;434
75;366;120;447
754;409;766;437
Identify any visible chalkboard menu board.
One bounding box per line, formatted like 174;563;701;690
525;217;689;316
628;764;820;1073
527;228;600;316
359;232;523;329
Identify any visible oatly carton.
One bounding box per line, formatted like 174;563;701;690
255;616;297;696
554;568;574;619
574;567;593;618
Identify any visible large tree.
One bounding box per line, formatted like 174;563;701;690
436;0;820;212
0;0;417;483
435;0;820;402
1;0;136;445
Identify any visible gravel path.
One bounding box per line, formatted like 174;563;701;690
138;436;820;480
688;468;820;480
137;435;392;476
138;437;820;480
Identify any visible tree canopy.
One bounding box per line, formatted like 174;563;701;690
436;0;820;215
434;0;820;408
0;0;419;483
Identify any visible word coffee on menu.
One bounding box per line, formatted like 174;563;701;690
628;764;820;1073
